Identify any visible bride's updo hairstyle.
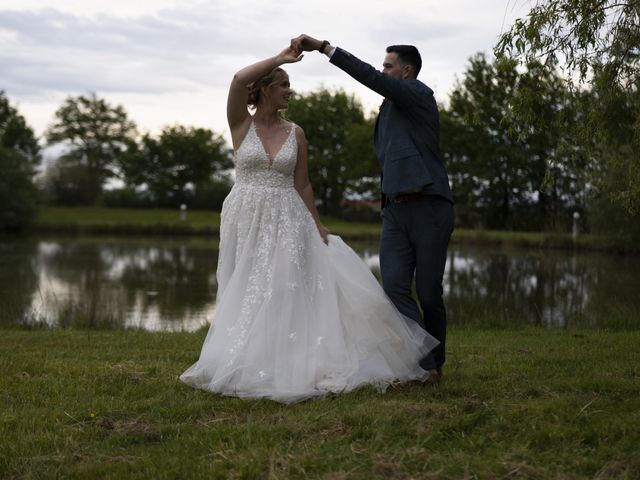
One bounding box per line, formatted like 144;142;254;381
247;67;286;109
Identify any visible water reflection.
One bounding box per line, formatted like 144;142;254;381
3;237;218;331
0;238;39;326
445;246;638;329
0;236;638;330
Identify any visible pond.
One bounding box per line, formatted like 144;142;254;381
1;235;638;330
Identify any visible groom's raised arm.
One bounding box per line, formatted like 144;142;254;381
291;34;420;108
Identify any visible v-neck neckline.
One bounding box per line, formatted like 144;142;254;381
252;121;293;166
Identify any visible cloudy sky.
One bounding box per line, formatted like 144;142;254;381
1;0;531;145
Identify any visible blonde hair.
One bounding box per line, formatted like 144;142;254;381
247;67;286;108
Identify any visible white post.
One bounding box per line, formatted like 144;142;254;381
572;211;580;240
180;204;187;221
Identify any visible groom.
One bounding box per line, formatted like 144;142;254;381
292;35;454;385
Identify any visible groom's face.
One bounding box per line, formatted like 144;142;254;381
382;52;411;80
382;52;407;80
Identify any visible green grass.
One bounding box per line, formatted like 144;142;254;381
1;327;638;479
32;206;381;239
33;206;222;236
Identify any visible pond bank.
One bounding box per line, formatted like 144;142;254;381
26;206;640;253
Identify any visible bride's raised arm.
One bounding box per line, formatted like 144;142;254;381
226;46;303;133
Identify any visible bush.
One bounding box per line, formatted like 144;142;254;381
0;147;38;231
100;180;233;211
41;161;99;206
102;187;154;209
190;179;233;211
588;193;640;237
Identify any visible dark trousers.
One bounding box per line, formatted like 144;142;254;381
379;195;454;370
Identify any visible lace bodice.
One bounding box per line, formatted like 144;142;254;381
234;121;298;189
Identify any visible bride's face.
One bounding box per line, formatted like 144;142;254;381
265;72;292;110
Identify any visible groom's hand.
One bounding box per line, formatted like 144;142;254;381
291;34;322;52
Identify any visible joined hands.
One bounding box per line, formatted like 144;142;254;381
279;35;327;63
290;34;324;53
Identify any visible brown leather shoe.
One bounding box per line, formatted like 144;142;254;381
421;367;443;386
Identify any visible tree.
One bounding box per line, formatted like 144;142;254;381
444;54;532;229
495;0;640;215
496;0;639;90
511;59;591;230
287;88;378;216
45;93;137;204
42;160;97;206
585;74;640;233
441;54;586;230
1;92;40;167
120;125;233;208
0;91;40;230
341;117;380;199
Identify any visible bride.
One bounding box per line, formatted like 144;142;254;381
179;44;438;403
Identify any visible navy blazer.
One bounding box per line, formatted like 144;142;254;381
330;47;453;205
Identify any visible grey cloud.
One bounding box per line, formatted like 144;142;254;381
366;15;493;59
366;16;467;46
0;6;259;57
0;0;522;138
0;5;279;97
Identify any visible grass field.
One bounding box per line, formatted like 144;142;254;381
30;206;639;252
1;327;638;479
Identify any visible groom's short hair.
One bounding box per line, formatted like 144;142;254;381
386;45;422;78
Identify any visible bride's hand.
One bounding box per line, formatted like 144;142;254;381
317;224;330;245
277;45;304;64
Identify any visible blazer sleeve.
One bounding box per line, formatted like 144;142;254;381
329;47;431;111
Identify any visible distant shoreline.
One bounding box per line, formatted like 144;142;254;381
18;206;640;254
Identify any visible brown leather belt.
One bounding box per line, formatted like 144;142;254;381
392;191;426;203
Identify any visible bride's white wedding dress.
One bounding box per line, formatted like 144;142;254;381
179;120;438;403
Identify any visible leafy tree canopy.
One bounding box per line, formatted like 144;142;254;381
496;0;639;90
287;88;378;215
120;125;232;208
0;91;39;230
1;91;40;166
495;0;640;215
45;93;137;204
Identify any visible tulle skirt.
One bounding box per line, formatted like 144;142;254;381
179;185;438;403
